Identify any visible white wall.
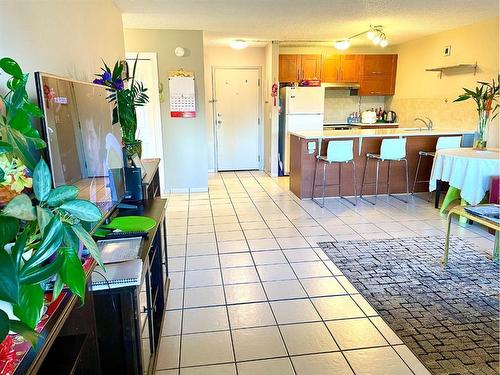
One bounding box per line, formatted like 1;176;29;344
0;0;125;98
203;46;266;171
124;29;208;191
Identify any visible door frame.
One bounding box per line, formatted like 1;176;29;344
125;52;165;193
212;66;263;172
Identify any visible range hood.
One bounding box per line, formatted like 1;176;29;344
321;82;360;89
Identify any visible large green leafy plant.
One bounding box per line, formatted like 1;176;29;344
93;57;149;158
0;57;103;346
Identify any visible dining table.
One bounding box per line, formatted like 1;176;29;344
429;147;500;206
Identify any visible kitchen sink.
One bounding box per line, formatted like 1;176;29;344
402;127;425;131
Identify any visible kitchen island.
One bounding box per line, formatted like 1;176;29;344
289;128;474;199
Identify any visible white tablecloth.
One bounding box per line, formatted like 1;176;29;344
429;148;500;205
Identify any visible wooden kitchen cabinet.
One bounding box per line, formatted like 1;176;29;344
300;54;322;80
321;54;361;83
279;54;321;82
279;54;300;82
359;54;398;96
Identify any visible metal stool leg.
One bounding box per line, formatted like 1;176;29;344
387;160;392;197
321;160;327;208
374;159;380;203
412;153;423;195
311;157;319;203
360;157;368;199
352;161;358;205
404;158;410;203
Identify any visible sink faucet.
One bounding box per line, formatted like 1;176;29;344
414;117;433;130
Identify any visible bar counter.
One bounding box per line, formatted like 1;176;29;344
289;128;474;199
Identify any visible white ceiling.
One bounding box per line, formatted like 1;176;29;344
115;0;499;47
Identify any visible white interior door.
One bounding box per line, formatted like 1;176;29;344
215;68;260;171
125;52;165;193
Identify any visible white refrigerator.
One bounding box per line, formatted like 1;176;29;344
279;86;325;175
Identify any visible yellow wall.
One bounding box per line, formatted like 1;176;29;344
387;17;500;146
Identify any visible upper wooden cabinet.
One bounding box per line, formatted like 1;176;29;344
279;54;321;82
359;54;398;96
300;55;322;80
322;54;361;83
279;55;300;82
279;53;398;96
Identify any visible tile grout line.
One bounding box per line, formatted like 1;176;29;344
221;172;299;374
247;171;416;374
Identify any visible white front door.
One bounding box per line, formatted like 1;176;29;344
125;52;165;193
214;68;260;171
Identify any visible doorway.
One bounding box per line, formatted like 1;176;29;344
125;52;165;193
213;68;260;171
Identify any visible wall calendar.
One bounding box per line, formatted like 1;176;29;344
168;70;196;118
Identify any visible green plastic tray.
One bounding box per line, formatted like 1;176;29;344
102;216;157;232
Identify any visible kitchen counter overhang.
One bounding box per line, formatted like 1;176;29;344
289;128;474;199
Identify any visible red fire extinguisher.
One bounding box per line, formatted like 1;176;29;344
271;83;278;106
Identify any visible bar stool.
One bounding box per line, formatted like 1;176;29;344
312;140;357;208
360;138;409;204
411;136;462;199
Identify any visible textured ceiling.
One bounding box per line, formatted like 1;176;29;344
115;0;499;46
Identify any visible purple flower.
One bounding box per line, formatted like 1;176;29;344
102;71;112;81
93;78;105;85
113;79;124;90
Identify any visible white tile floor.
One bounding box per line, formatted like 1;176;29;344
158;171;495;375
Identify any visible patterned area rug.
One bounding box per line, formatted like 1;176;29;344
320;236;499;375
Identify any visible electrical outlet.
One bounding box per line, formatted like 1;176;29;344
443;45;451;56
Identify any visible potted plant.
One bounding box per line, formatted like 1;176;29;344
0;57;104;353
93;57;149;159
454;76;499;150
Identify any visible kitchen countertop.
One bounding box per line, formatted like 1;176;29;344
290;127;474;139
323;122;399;127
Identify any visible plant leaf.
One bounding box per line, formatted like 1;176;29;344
3;194;36;221
13;283;44;329
33;159;52;202
19;253;63;284
46;185;79;207
0;141;13;155
52;273;64;302
12;226;30;270
22;215;63;271
0;57;23;78
60;199;102;222
36;206;53;234
0;310;9;344
9;319;41;347
59;247;85;302
62;224;80;253
0;216;19;248
0;248;19;304
72;224;104;268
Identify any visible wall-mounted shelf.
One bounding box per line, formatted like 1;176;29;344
426;62;478;79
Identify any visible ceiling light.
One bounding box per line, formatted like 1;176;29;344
367;30;375;40
372;35;381;45
380;38;389;48
230;39;248;50
334;39;350;50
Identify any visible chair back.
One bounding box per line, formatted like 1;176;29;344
380;138;407;160
326;140;354;162
435;136;462;150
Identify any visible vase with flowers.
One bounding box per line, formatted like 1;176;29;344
454;76;499;150
93;57;149;159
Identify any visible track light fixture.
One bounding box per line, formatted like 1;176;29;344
334;25;389;50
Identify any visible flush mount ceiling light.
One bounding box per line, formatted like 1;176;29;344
229;39;249;50
334;25;389;50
